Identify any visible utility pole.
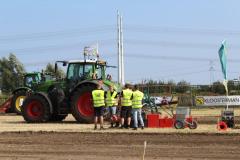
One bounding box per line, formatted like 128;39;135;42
117;11;122;85
117;11;124;86
120;15;124;85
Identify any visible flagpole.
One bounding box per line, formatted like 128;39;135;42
224;40;228;110
226;82;229;110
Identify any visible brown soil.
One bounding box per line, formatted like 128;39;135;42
0;132;239;160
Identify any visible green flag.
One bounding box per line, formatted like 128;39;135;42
218;40;228;94
218;41;227;80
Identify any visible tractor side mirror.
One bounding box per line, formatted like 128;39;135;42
63;62;67;66
55;63;58;73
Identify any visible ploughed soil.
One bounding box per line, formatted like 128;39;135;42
0;132;240;160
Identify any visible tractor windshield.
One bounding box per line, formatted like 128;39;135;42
67;62;105;81
24;74;41;87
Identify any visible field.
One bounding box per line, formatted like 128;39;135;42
0;113;240;160
1;132;240;160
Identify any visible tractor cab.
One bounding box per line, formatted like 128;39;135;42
66;59;106;82
24;72;55;88
24;72;42;88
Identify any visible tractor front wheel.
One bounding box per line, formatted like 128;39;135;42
71;85;96;123
22;95;51;123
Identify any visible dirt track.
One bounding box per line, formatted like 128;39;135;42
1;114;240;134
0;132;240;160
1;114;240;159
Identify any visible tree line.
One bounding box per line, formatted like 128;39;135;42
140;79;240;96
0;53;64;93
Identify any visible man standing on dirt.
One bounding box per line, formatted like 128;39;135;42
92;83;105;130
132;85;144;130
105;85;118;128
120;84;133;129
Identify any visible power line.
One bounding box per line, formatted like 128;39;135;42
0;26;115;42
125;39;240;50
123;53;240;63
17;54;240;66
0;39;115;54
1;25;240;43
2;39;240;55
126;25;240;36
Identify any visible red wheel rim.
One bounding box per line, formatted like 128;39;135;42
27;100;44;118
77;92;94;117
217;121;227;131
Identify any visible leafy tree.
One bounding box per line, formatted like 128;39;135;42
176;80;190;93
0;53;25;93
167;80;176;93
212;81;225;94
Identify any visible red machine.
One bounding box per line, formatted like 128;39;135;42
0;97;12;113
173;107;197;129
146;107;198;129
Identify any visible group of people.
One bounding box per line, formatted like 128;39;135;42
92;83;144;130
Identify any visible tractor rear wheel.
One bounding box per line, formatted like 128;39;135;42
22;94;51;123
11;90;27;114
71;84;96;123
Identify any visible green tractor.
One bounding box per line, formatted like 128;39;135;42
21;58;117;123
11;72;55;114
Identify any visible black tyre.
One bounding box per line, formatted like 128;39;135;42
11;90;27;114
71;84;96;123
48;86;68;122
188;121;198;129
22;94;51;123
174;120;184;129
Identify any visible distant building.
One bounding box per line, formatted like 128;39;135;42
232;79;240;85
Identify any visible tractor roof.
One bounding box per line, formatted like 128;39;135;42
68;59;106;65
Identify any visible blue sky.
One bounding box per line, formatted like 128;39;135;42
1;0;240;84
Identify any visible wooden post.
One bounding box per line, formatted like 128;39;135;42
142;141;147;160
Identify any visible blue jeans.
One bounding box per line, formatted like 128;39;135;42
132;108;144;128
109;106;117;116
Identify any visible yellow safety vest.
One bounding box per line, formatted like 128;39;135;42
106;91;118;107
132;90;144;108
121;89;133;107
92;89;105;107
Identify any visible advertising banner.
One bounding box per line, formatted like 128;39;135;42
195;96;240;106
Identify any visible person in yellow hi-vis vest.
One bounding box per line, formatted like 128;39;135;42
120;84;133;129
92;83;106;130
132;85;144;130
105;85;119;128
